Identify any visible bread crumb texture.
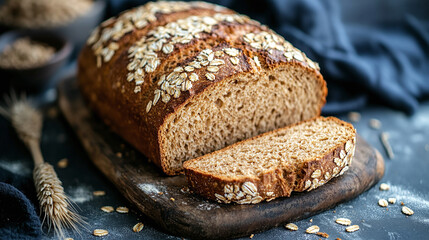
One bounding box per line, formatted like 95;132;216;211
184;117;356;204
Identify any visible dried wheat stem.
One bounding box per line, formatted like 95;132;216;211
29;139;44;166
1;95;86;238
380;132;394;159
34;162;84;238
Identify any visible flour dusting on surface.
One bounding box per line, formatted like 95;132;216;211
196;202;220;211
0;159;32;176
67;185;93;203
387;231;401;240
341;183;429;222
138;183;166;196
411;111;429;130
375;184;429;209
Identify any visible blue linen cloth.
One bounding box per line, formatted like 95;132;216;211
0;169;41;240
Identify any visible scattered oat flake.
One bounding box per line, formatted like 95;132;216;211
305;225;319;234
93;229;109;236
133;222;144;232
345;225;360;232
224;48;239;56
158;192;164;195
170;197;175;201
93;190;106;196
101;206;114;213
230;57;240;65
388;198;396;204
206;72;215;81
116;206;129;213
207;66;219;72
253;56;261;67
57;158;68;168
378;199;388;207
335;218;351;226
369;118;382;129
145;101;153;113
249;234;254;239
285;223;298;231
316;232;329;238
379;183;390;191
402;206;414;216
309;218;313;222
348;112;361;122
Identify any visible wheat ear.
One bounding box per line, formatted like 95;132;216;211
0;93;85;239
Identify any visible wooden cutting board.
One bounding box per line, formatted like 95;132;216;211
58;77;385;239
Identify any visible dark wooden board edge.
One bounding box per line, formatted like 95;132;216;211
58;77;385;239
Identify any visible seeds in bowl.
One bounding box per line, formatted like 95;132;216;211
0;0;93;28
0;38;55;69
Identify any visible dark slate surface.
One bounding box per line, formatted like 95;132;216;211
1;87;428;240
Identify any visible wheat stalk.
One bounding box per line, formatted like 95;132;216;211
0;93;85;239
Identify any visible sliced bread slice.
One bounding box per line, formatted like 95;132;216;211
183;116;356;204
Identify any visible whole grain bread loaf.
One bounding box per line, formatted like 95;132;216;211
78;1;327;175
183;117;356;204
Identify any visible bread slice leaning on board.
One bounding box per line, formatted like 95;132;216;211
184;117;357;204
78;1;327;175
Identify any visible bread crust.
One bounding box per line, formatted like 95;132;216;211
183;117;356;204
78;1;327;175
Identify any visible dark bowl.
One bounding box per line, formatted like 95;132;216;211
0;0;106;50
0;30;72;91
